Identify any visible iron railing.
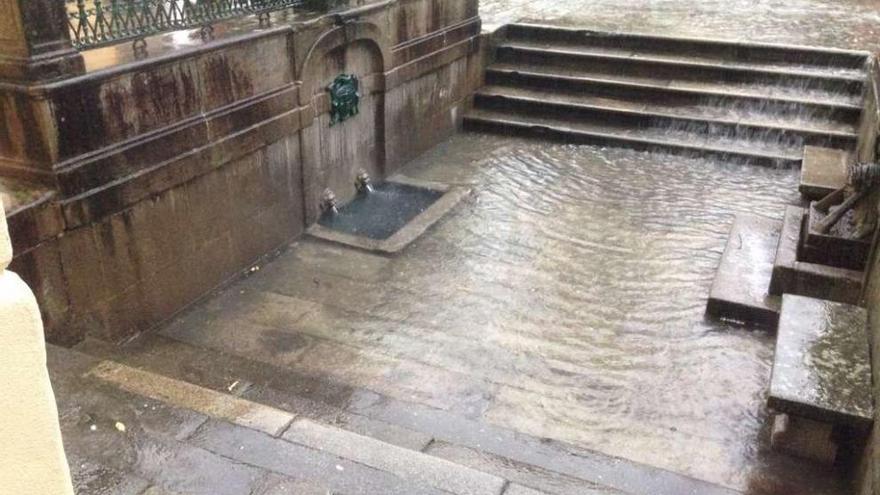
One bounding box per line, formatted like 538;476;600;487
67;0;308;49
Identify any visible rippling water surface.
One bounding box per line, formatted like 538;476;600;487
397;134;819;491
481;0;880;51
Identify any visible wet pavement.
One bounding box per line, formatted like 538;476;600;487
141;134;850;493
481;0;880;51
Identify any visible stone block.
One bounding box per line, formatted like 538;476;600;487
801;202;871;271
800;146;849;200
768;294;872;430
771;413;837;464
769;206;863;305
705;213;781;327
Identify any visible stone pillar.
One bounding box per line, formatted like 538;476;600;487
0;0;84;81
0;202;74;494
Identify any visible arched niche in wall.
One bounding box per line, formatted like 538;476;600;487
297;21;393;223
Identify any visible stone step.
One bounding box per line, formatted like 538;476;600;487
463;108;803;167
705;213;782;328
47;344;315;495
503;24;870;73
485;66;862;127
769;206;864;305
474;85;857;151
494;42;864;98
65;343;505;495
74;334;737;495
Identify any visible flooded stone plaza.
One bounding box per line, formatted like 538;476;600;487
161;137;803;490
4;0;880;493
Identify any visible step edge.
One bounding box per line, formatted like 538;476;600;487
496;43;868;83
474;89;859;139
506;23;873;60
463;112;804;162
485;67;864;111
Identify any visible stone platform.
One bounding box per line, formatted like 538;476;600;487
768;294;872;430
706;214;782;327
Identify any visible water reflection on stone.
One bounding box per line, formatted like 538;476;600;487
481;0;880;51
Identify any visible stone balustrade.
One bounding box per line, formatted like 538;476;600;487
0;201;73;494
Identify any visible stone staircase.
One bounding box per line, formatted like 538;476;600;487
465;24;871;166
55;334;741;495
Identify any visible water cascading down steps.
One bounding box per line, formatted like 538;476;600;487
465;24;870;166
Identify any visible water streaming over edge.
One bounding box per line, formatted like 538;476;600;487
392;133;822;491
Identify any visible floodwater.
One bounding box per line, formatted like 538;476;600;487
394;135;805;491
160;133;851;493
481;0;880;51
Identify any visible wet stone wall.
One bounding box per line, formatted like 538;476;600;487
857;53;880;495
4;0;484;343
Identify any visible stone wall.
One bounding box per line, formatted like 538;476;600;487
860;237;878;495
4;0;484;343
857;56;880;495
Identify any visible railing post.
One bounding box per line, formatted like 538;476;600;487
0;202;74;494
0;0;84;81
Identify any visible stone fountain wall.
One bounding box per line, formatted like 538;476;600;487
857;56;880;495
4;0;484;344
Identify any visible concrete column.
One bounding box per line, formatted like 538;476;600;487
0;0;84;81
0;202;74;495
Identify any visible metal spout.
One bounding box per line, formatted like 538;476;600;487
355;169;374;194
322;188;339;215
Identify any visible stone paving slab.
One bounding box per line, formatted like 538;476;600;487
350;393;739;495
505;485;555;495
48;345;295;495
427;441;628;495
87;360;295;436
75;332;731;495
190;420;449;495
768;294;872;429
800;146;849;200
706;213;782;327
282;418;507;495
79;333;437;451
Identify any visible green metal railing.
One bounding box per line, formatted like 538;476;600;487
67;0;307;49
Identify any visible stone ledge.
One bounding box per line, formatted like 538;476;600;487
706;213;782;327
799;146;849;200
767;294;872;430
